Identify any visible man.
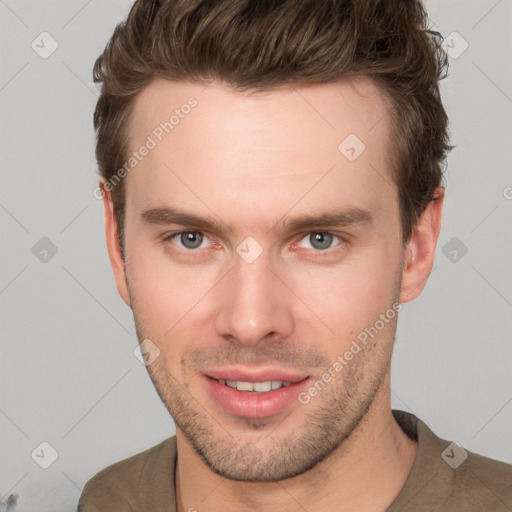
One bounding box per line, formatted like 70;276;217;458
79;0;512;510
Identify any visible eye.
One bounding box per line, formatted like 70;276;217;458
297;232;342;251
167;231;211;250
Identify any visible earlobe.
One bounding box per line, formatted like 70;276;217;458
101;182;131;307
399;188;444;304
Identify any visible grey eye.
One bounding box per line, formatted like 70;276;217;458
180;231;204;249
309;232;333;250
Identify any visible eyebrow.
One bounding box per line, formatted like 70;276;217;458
140;205;373;235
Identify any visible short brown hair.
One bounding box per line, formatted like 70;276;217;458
93;0;453;257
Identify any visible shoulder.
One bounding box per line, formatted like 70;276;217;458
455;448;512;505
418;416;512;510
390;410;512;511
78;436;177;512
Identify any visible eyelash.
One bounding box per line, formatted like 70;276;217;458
162;230;346;254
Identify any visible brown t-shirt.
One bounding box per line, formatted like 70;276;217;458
78;410;512;511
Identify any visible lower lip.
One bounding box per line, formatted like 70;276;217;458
202;375;311;419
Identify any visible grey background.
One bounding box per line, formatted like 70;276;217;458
1;0;511;510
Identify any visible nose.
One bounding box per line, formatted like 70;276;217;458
214;248;295;347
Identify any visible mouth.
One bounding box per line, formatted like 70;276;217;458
216;379;292;393
201;369;312;419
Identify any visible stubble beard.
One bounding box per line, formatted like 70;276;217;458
126;263;401;482
133;319;393;482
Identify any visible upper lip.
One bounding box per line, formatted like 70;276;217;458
204;367;310;383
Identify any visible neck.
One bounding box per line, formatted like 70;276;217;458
175;374;417;512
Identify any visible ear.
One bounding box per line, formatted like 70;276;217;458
101;181;131;307
400;187;444;304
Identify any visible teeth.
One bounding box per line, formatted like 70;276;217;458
220;380;291;392
236;381;254;392
253;381;272;392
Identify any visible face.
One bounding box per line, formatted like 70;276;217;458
104;77;431;482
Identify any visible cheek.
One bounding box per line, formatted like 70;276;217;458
285;246;400;341
126;225;401;352
127;249;221;340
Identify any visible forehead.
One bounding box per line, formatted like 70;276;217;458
129;76;392;153
125;76;396;230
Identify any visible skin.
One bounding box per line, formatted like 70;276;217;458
101;76;443;511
